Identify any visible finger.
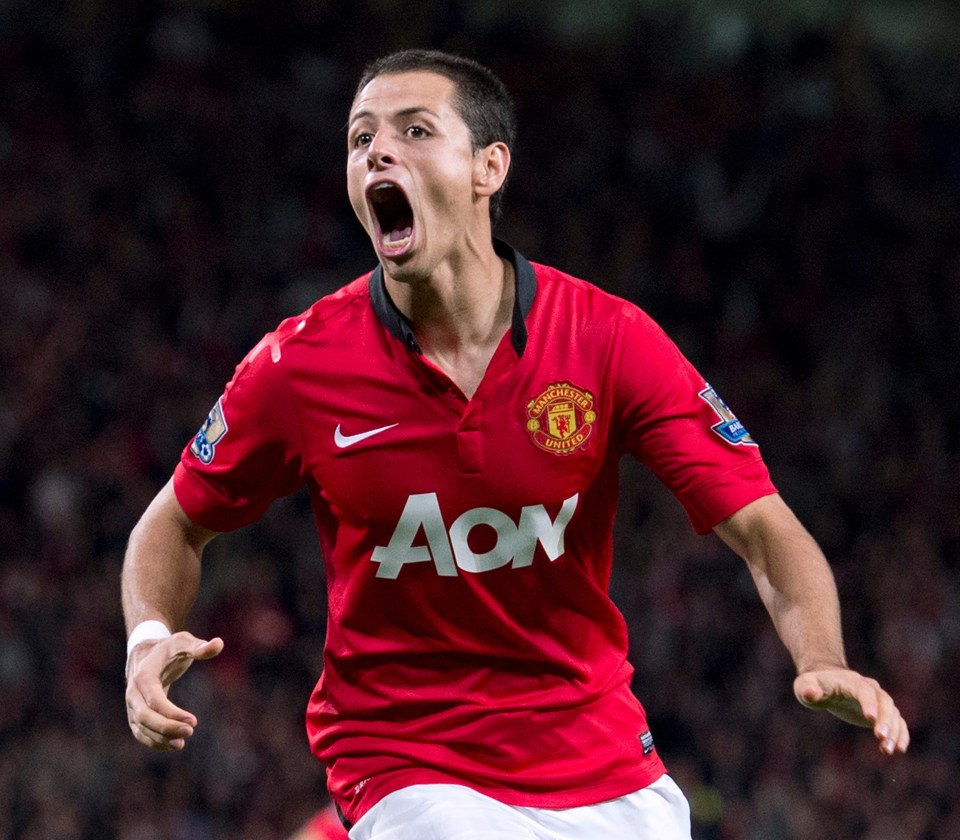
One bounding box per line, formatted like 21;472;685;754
131;674;199;726
133;724;186;751
158;637;225;687
851;680;879;726
872;688;909;755
193;637;225;661
873;692;895;753
129;697;196;740
129;716;188;751
127;697;192;751
896;718;911;753
127;684;197;744
126;670;198;739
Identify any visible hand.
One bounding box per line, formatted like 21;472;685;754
125;631;224;751
794;668;910;755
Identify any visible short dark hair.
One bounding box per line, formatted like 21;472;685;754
354;49;516;224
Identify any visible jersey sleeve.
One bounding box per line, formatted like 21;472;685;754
612;304;777;533
173;333;306;532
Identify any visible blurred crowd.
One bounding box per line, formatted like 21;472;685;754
1;1;958;838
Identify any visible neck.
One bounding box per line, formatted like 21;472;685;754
383;241;516;399
385;241;514;355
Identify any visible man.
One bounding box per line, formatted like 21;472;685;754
123;50;909;839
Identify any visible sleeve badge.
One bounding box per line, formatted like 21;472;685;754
190;398;229;464
698;384;756;446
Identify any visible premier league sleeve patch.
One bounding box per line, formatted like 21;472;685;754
698;384;756;446
190;399;229;464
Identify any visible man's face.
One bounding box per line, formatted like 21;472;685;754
347;71;481;281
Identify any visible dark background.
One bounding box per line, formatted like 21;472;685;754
1;1;959;837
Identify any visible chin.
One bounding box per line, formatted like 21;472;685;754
374;239;431;284
381;259;431;285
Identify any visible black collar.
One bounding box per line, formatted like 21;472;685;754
368;239;536;356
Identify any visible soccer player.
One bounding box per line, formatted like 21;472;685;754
122;50;909;839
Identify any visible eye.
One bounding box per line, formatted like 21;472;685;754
352;131;374;149
406;125;429;139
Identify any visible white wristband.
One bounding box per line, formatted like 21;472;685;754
126;619;172;658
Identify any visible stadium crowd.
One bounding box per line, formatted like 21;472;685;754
1;1;958;838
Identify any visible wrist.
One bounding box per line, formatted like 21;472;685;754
125;619;172;673
796;659;848;675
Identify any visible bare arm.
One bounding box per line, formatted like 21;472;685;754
714;493;909;755
122;478;217;631
122;478;224;751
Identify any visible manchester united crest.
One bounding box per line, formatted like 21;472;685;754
525;382;596;455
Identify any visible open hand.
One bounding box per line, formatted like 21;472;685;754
794;668;909;755
125;631;224;751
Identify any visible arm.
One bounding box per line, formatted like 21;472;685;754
713;493;909;755
122;478;225;751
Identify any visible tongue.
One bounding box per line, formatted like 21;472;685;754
385;226;412;243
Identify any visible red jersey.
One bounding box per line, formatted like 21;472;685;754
174;242;776;826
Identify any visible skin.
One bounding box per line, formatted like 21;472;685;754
346;70;513;398
714;493;909;755
123;480;221;751
123;69;909;759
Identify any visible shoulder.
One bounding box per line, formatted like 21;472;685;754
234;273;374;379
529;261;657;329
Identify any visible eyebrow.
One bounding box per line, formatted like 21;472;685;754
348;106;440;127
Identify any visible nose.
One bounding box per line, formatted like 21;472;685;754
366;134;396;170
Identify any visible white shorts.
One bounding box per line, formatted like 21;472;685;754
348;776;692;840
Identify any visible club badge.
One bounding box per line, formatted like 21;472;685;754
526;382;596;455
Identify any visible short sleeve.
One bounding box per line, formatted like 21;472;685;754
174;335;306;532
612;305;776;533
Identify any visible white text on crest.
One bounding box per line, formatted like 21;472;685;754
371;493;579;579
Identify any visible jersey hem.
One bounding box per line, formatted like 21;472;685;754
337;761;667;826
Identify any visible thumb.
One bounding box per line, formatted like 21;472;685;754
159;634;225;686
192;636;225;661
793;672;826;707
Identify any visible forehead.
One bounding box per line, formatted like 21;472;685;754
349;70;460;123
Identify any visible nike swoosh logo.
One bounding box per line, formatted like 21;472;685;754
334;422;399;448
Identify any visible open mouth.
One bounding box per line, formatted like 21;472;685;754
367;182;414;256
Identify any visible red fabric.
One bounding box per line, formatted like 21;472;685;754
174;253;776;825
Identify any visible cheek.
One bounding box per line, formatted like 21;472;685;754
424;165;476;217
346;176;368;226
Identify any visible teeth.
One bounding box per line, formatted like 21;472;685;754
371;183;395;199
382;235;411;251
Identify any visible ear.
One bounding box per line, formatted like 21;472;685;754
472;142;511;199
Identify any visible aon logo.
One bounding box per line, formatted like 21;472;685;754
372;493;579;579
